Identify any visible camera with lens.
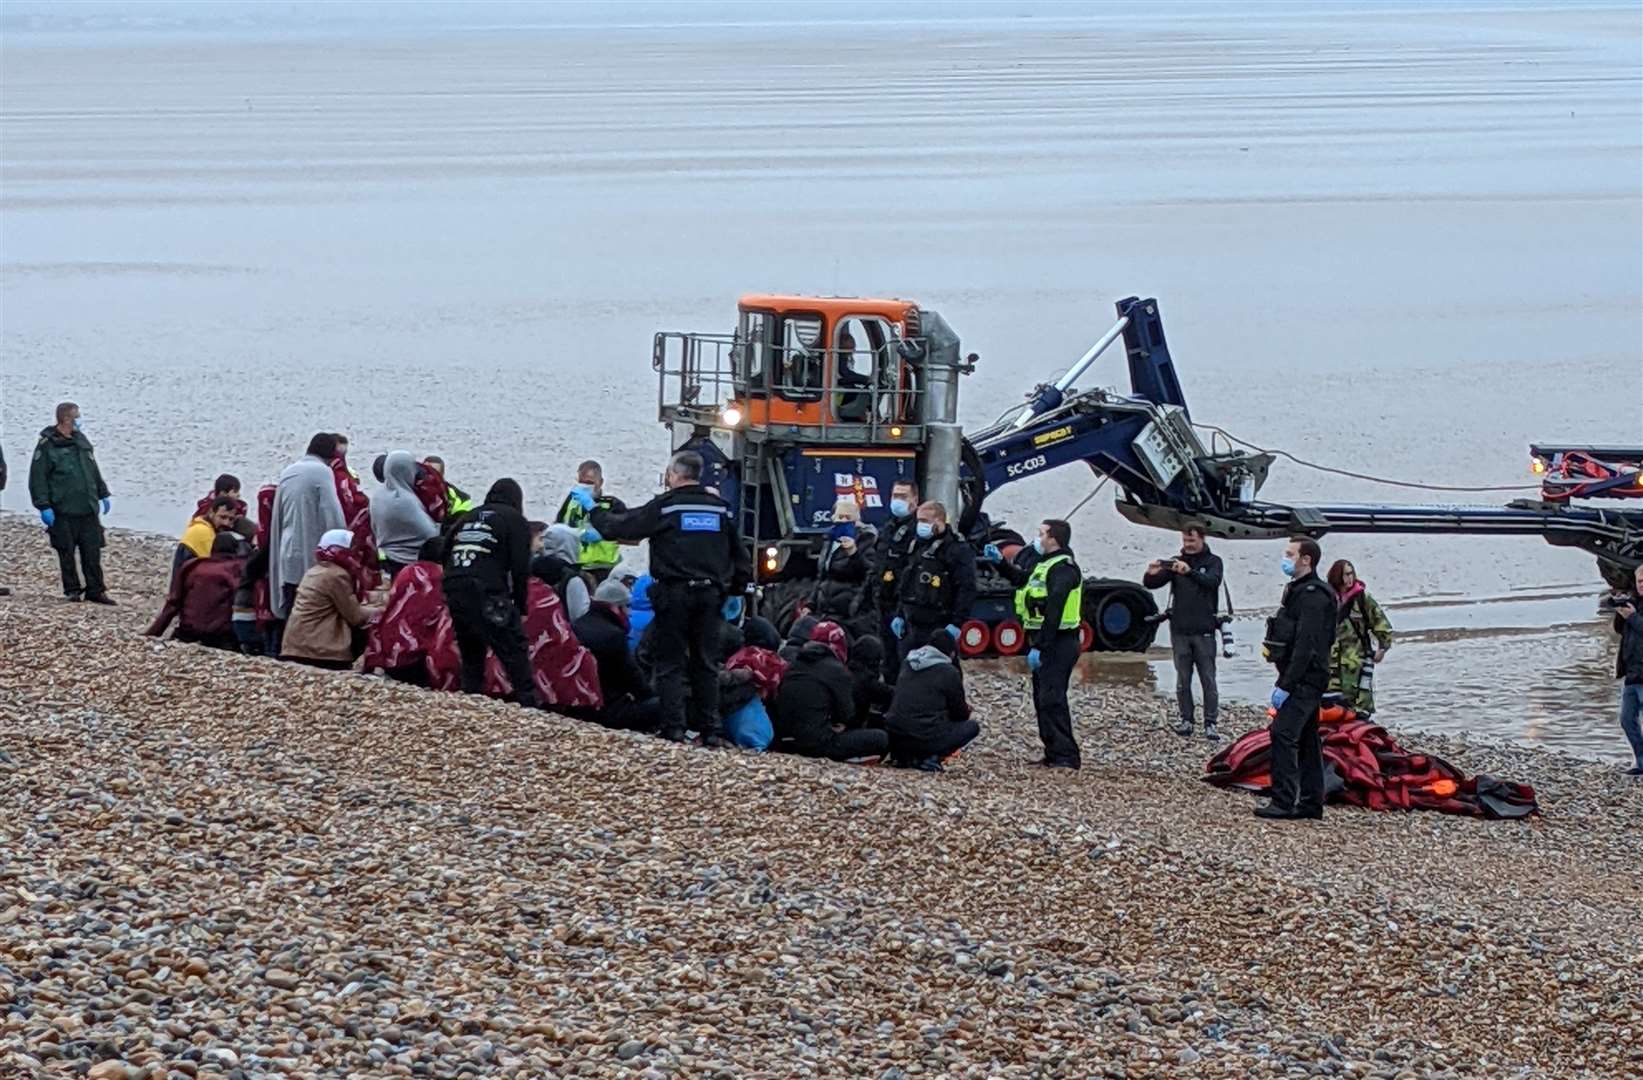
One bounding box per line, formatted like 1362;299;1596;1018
1603;593;1635;610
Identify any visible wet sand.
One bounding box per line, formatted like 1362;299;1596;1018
2;3;1639;754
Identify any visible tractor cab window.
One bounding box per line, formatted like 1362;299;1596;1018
736;309;773;395
833;315;909;424
775;313;825;402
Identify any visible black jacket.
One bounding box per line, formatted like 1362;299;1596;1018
884;645;971;745
443;502;532;610
897;529;978;628
591;484;746;589
1268;570;1337;695
810;539;869;620
1615;596;1643;684
772;641;856;751
997;545;1083;649
574;604;650;703
867;514;921;611
1142;546;1224;636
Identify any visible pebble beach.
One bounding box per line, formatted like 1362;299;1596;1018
0;517;1639;1079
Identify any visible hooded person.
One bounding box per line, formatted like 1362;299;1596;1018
370;450;439;579
772;621;890;763
883;629;978;771
280;528;381;670
724;616;788;704
531;523;592;622
268;434;348;622
626;574;656;653
779;613;821;664
442;477;538;706
363;535;449;686
846;633;894;728
330;443;380;591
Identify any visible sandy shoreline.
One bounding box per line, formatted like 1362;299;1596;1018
1;518;1640;1078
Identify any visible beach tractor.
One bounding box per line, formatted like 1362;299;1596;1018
652;294;1163;656
656;294;1643;654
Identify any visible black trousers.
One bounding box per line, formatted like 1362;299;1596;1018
792;726;890;762
1033;630;1082;767
599;695;663;733
1268;690;1325;814
890;719;980;764
444;579;537;706
879;610;902;683
49;512;106;599
649;581;725;738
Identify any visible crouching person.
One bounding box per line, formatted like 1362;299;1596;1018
280;528;381;670
362;536;448;686
773;621;889;762
146;532;246;650
572;579;662;731
884;630;978;771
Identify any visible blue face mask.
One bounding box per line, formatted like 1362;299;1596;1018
72;417;83;431
1031;537;1044;555
889;498;910;518
573;482;595;499
829;521;857;541
916;521;934;540
1280;556;1297;577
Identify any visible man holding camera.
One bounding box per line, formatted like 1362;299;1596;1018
1612;565;1643;775
1144;523;1225;740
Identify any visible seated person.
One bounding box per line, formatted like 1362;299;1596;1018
772;621;890;762
833;331;872;422
175;497;241;576
362;536;447;685
280;529;381;670
194;473;248;523
572;579;661;732
846;634;894;728
883;629;978;771
809;498;869;625
146;532;246;650
531;523;591;622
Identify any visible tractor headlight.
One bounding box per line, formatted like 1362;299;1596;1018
721;406;744;428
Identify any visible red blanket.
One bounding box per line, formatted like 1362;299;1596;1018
412;465;449;523
253;484;277;628
1204;704;1539;818
194;492;250;521
363;561;446;675
331;457;381;589
482;578;604;710
725;645;787;702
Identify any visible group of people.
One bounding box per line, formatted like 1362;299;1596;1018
14;401;1643;794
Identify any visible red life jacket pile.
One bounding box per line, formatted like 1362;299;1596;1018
364;567;603;712
1204;703;1540;819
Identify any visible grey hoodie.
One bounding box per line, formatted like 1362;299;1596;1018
369;450;438;565
905;644;950;671
269;454;346;618
540;523;591;621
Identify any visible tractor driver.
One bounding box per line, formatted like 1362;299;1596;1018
834;330;872;423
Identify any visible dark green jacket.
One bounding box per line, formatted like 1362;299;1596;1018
29;426;109;516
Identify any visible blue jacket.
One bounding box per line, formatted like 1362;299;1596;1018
627;574;656;652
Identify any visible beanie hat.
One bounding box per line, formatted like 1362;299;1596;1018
593;579;631;607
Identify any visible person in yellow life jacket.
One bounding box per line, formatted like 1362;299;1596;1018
174;496;240;578
988;518;1085;769
554;459;627;584
420;455;474;517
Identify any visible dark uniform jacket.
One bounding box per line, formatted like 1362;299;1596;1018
866;515;920;613
897;529;977;629
1268;570;1337;695
443;503;532;610
590;484;745;589
1142;546;1224;636
810;539;869;620
29;426;109;516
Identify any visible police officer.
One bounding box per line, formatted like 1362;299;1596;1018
442;478;538;708
866;479;921;682
1259;536;1337;820
890;501;976;666
585;450;745;746
992;519;1084;769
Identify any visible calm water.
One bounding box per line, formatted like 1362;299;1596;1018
2;3;1638;757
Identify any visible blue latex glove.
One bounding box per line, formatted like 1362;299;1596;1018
567;487;595;512
890;616;906;639
721;595;743;622
945;623;962;643
1027;648;1042;672
40;508;55;527
1270;687;1289;710
982;543;1002;563
100;497;112;515
580;526;602;544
